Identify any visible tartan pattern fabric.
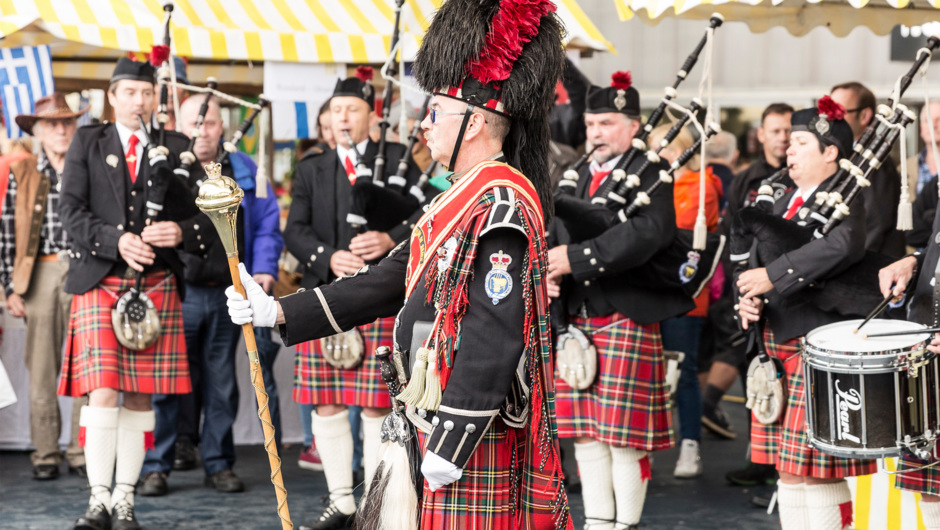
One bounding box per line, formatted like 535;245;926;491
750;329;877;478
417;420;562;529
57;272;190;397
749;328;798;466
291;316;394;408
554;314;674;451
895;455;940;495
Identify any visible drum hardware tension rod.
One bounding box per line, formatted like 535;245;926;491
862;327;940;339
854;293;897;334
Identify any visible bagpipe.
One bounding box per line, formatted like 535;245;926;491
552;14;726;300
729;37;940;319
345;0;431;236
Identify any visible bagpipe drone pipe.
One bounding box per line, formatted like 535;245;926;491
555;123;725;299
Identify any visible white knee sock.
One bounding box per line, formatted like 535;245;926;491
312;410;356;515
608;445;650;528
360;413;385;490
777;481;808;530
921;500;940;530
112;408;155;509
80;406;119;510
574;441;615;530
805;481;853;530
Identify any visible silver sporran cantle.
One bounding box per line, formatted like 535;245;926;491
319;329;365;369
555;325;597;390
111;287;161;351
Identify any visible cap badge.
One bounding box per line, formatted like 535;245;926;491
614;89;627;111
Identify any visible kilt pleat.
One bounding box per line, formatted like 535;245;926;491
751;328;876;478
554;314;673;451
57;272;190;397
895;455;940;495
292;316;394;408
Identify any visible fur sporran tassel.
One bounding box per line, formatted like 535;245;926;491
416;350;442;411
354;428;420;530
396;347;428;407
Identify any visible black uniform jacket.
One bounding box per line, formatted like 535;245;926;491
559;154;693;324
279;201;530;469
859;158;904;258
906;192;940;325
60;123;200;296
745;182;867;342
284;140;422;290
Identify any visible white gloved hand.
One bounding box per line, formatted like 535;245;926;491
421;451;463;492
225;263;278;328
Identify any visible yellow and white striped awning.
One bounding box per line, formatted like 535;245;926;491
615;0;940;37
0;0;613;64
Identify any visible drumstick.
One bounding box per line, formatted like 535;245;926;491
862;327;940;339
853;293;896;334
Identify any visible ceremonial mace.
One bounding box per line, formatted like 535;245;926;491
196;162;292;530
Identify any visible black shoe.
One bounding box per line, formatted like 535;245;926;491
111;501;141;530
751;491;774;508
298;498;355;530
205;469;245;493
70;465;88;478
173;439;197;471
33;464;59;480
726;463;778;486
73;502;111;530
138;471;168;497
702;404;737;440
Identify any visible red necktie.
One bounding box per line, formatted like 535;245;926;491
785;195;804;220
589;169;610;196
125;134;140;183
344;155;356;185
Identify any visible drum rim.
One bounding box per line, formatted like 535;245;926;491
802;347;934;372
805;319;931;353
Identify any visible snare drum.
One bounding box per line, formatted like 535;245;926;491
803;319;939;460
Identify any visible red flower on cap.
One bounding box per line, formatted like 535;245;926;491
611;71;632;91
149;44;170;67
355;66;374;82
817;95;846;121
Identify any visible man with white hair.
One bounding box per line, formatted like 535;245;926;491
705;130;738;207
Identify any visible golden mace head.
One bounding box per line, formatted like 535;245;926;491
196;162;244;256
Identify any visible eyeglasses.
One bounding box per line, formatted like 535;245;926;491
429;108;467;123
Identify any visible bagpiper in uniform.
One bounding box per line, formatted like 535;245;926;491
283;67;422;530
58;57;201;530
547;73;690;530
226;0;570;528
0;93;88;480
735;97;876;530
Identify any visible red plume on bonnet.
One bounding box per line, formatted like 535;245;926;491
149;44;170;67
467;0;557;85
817;95;846;121
611;71;632;91
355;66;374;82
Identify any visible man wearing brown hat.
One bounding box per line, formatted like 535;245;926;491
0;92;88;481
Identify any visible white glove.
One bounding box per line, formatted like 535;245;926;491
225;263;278;328
421;451;463;492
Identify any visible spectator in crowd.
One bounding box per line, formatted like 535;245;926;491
726;103;794;219
705;131;738;208
139;96;283;497
831;81;905;257
906;101;940;249
0;93;88;480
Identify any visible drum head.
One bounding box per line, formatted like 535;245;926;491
806;319;929;353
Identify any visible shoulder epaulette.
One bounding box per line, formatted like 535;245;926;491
481;186;525;236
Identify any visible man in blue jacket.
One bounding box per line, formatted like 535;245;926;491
139;95;283;496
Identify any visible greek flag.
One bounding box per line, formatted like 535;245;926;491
0;45;54;139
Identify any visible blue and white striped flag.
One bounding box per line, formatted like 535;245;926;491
0;45;54;139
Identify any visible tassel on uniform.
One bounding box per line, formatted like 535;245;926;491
416;350;443;411
897;195;913;231
692;213;707;250
255;102;269;198
397;347;428;407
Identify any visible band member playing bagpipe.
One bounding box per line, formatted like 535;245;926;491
282;67;423;530
735;99;876;530
227;0;569;527
139;95;283;497
547;74;693;529
57;56;204;530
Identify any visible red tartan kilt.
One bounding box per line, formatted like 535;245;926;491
291;316;394;408
554;314;673;451
57;272;190;397
895;455;940;495
751;328;876;479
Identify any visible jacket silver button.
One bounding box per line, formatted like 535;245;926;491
465;424;476;434
418;408;427;418
443;420;454;431
431;416;440;427
317;246;324;253
117;224;124;230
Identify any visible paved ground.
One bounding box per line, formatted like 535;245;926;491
0;397;781;529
